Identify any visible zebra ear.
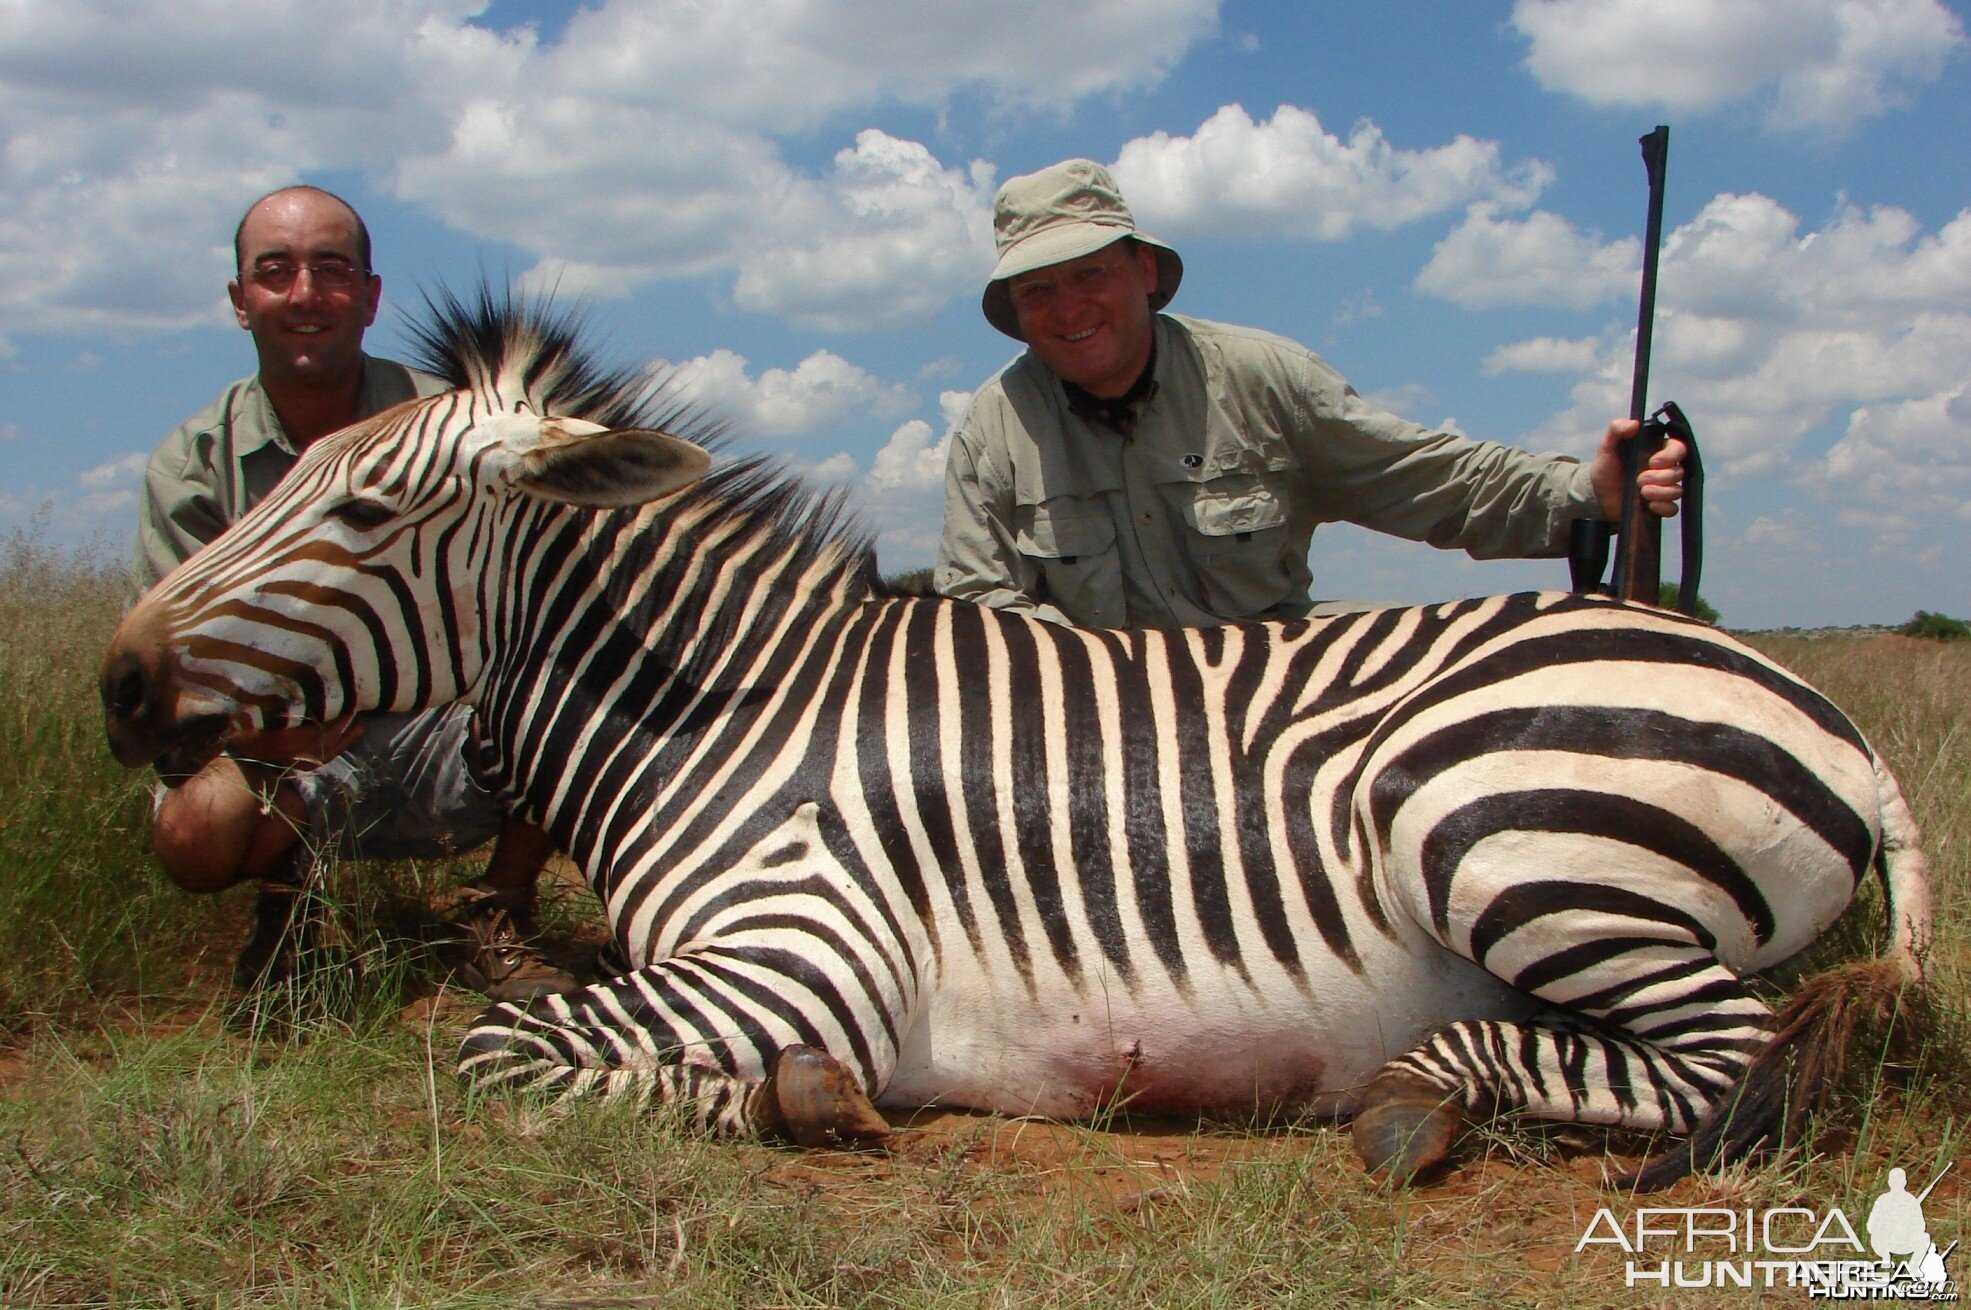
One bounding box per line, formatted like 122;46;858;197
488;415;711;508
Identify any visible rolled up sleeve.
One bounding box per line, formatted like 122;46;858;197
1290;369;1600;560
134;443;224;593
934;418;1072;624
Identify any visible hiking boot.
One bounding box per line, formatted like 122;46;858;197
450;884;579;1003
232;856;321;992
226;852;363;1034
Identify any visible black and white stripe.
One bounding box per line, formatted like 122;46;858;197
110;293;1930;1181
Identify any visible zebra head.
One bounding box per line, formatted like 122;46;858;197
101;293;711;777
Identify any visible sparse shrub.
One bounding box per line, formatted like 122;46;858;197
1655;583;1719;623
1899;609;1969;641
880;566;937;596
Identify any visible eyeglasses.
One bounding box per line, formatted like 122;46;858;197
243;260;371;293
1008;257;1130;314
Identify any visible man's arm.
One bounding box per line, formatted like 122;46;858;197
133;439;227;593
1289;392;1592;559
932;423;1071;622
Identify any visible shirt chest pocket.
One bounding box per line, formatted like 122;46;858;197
1187;474;1288;540
1016;497;1115;562
1014;496;1123;627
1178;473;1298;621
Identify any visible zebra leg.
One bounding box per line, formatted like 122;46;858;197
1354;943;1771;1180
456;973;891;1148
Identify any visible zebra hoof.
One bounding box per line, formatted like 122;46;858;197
756;1045;892;1150
1352;1072;1463;1182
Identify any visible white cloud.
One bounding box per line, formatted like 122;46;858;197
1416;206;1640;310
0;0;524;333
1113;105;1553;241
866;419;946;493
1447;192;1971;523
540;0;1216;131
1358;382;1439;422
1331;288;1384;327
0;449;149;541
1482;335;1604;375
727;134;996;332
0;0;1222;337
806;453;860;485
79;452;147;488
666;348;915;437
1512;0;1964;133
857;418;952;568
804;390;974;570
935;389;975;429
1822;384;1971;520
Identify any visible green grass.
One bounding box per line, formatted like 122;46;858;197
0;531;207;1031
3;542;1966;1307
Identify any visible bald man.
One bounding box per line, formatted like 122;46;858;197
136;186;573;1004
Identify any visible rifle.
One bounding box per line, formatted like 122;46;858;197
1568;126;1705;613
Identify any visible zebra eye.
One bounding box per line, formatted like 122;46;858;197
328;497;396;531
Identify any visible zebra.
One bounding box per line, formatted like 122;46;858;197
102;291;1930;1188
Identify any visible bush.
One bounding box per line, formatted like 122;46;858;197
1900;610;1970;641
880;566;937;596
1655;584;1719;624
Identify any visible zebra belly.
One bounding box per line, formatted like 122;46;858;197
881;935;1533;1119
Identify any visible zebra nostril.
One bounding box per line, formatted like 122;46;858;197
107;664;148;718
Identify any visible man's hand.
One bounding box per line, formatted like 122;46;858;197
1590;418;1686;523
228;713;366;771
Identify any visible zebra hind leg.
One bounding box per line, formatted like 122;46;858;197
457;988;890;1148
1354;944;1772;1184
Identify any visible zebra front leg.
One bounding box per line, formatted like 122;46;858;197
456;974;891;1148
1354;944;1770;1181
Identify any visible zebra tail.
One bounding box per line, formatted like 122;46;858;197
1619;757;1933;1193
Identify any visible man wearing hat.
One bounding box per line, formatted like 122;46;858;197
935;159;1685;627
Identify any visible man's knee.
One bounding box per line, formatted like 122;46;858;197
150;757;304;892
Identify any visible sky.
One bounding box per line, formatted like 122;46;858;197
2;0;1967;629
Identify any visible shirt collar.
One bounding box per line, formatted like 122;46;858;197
238;355;375;458
1061;335;1160;438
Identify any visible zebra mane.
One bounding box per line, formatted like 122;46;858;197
406;283;699;433
404;284;883;599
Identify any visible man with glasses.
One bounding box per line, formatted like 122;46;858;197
135;186;576;1004
936;159;1686;627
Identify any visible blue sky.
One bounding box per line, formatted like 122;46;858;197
3;0;1966;628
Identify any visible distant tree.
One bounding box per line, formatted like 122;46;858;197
1899;610;1970;641
1656;585;1720;625
881;567;937;597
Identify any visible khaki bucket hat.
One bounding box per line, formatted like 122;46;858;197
981;159;1183;341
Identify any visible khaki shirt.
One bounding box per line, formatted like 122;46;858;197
935;315;1601;628
135;355;446;591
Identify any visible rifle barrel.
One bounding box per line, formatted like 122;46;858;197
1612;126;1670;603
